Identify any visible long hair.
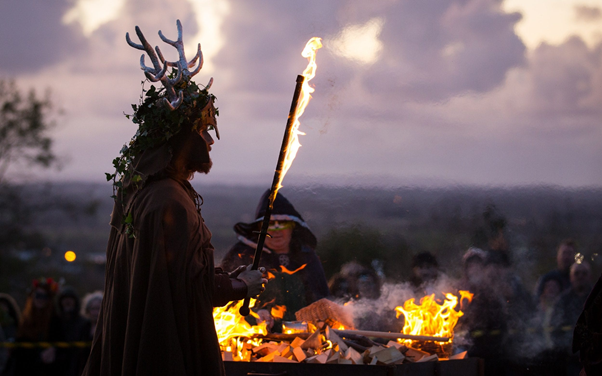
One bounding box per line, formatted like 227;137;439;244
17;283;57;341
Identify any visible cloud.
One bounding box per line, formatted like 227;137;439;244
1;0;601;187
574;5;602;22
0;0;86;74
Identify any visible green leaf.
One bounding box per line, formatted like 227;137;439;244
105;173;114;181
132;174;142;183
124;212;133;224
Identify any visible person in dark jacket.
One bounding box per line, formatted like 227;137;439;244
221;190;330;326
534;239;576;300
54;287;91;376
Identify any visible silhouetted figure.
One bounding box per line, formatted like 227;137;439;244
535;239;576;300
54;287;90;376
408;252;440;297
551;262;592;375
13;278;61;376
0;293;21;375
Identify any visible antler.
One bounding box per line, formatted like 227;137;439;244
126;20;210;111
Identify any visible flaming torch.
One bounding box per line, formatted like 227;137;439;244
239;37;323;316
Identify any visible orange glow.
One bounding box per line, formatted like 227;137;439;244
394;290;472;346
213;298;267;361
64;251;76;262
267;271;276;279
270;305;287;319
277;37;322;190
280;264;307;275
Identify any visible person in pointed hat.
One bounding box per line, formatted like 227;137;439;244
221;190;330;327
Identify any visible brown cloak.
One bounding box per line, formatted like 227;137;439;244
83;176;228;376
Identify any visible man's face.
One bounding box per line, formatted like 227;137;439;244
570;263;591;291
87;299;102;321
557;245;576;271
33;288;50;309
61;297;76;314
264;221;294;253
412;264;438;283
186;126;214;174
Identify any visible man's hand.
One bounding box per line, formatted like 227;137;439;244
236;265;268;298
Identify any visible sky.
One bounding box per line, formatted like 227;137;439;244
1;0;601;188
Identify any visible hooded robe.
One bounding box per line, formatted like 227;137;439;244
83;151;244;376
220;190;329;321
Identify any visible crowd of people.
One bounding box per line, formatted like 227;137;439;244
0;280;102;376
2;191;602;376
326;238;600;376
1;190;600;376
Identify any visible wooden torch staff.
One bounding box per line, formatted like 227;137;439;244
334;329;450;343
239;74;306;316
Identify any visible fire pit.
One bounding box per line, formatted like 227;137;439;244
224;358;483;376
214;290;475;370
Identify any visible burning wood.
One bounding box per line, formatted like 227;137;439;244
214;290;473;364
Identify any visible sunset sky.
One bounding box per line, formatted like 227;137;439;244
1;0;601;187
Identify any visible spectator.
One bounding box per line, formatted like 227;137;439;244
328;262;381;300
408;252;440;297
55;287;91;376
221;190;329;324
0;293;21;375
13;278;61;376
551;262;593;355
458;247;487;291
460;250;509;376
535;239;577;300
534;275;564;349
80;292;103;340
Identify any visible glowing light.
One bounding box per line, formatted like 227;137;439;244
330;18;384;64
213;298;267;361
280;264;307;275
64;251;77;262
62;0;125;36
270;305;287;319
395;291;473;349
277;37;322;190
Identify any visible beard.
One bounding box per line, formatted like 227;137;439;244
197;160;213;174
186;159;212;180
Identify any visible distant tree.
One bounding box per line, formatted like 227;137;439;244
0;79;58;183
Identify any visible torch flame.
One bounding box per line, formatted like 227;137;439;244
277;37;323;189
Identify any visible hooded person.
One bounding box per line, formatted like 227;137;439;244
54;287;90;376
220;190;330;324
82;21;266;376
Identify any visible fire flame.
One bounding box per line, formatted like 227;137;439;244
395;291;473;346
280;263;307;275
214;298;267;361
277;37;323;189
271;305;287;319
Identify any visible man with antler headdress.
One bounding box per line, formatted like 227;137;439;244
82;21;267;376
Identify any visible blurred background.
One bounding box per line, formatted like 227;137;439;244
0;0;601;306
